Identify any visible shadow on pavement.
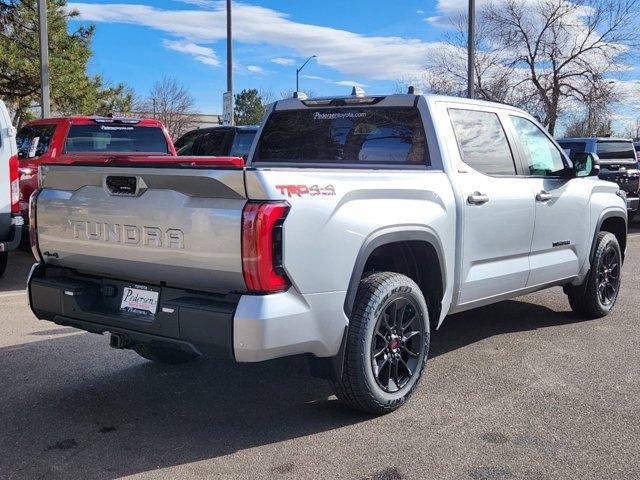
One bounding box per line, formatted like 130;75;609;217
431;298;578;358
0;294;589;479
0;250;33;294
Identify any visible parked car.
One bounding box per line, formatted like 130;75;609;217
28;90;626;414
16;116;176;232
0;99;22;276
558;137;639;220
174;125;258;158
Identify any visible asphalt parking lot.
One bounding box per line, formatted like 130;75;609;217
1;229;639;480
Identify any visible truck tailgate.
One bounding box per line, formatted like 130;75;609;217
35;165;247;293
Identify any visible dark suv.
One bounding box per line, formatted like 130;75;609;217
174;126;258;158
559;137;639;220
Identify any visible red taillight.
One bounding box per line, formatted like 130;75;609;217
242;201;290;293
9;155;19;214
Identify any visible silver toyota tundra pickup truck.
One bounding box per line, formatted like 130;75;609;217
28;91;627;414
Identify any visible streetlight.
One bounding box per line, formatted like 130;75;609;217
296;55;317;93
38;0;51;118
467;0;475;99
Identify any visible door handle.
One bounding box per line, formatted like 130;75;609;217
467;192;490;205
536;191;553;202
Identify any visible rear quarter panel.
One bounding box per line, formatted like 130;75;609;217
245;169;457;320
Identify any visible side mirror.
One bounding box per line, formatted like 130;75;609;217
573;152;600;178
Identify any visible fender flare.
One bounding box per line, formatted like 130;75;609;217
591;209;627;261
343;227;446;318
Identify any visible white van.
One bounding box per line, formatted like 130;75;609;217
0;99;22;276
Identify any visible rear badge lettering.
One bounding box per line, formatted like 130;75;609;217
276;184;336;197
69;220;184;250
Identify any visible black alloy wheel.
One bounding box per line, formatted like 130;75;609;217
596;244;620;306
371;296;425;393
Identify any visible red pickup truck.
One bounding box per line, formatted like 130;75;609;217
16;116;176;229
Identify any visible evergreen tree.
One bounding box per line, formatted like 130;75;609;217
234;89;264;126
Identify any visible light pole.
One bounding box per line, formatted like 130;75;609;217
296;55;317;92
38;0;51;118
467;0;476;99
224;0;234;125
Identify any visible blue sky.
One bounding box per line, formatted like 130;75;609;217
69;0;447;113
68;0;640;132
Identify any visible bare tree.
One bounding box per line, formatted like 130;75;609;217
424;15;520;102
563;74;615;136
139;76;198;139
483;0;640;134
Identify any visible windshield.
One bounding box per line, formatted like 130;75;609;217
64;124;169;154
255;107;428;165
596;141;636;161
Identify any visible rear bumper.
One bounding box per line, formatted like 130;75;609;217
27;264;348;362
0;216;23;253
28;263;236;359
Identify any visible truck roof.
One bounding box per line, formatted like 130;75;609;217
274;91;527;115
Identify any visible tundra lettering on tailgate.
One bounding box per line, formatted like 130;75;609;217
68;220;184;249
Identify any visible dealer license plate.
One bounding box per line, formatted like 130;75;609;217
119;285;159;317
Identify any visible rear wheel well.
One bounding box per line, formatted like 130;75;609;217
600;216;626;260
361;240;443;331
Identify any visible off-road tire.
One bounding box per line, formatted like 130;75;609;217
567;232;621;319
0;252;7;277
134;344;200;365
332;272;430;415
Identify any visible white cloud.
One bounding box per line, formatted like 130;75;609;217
301;75;327;82
247;65;264;74
334;80;368;88
162;39;220;66
416;9;425;14
271;57;295;66
68;2;444;81
301;74;368;88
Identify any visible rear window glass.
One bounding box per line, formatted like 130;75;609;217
256;107;428;166
596;141;636;160
64;125;169;154
17;124;57;159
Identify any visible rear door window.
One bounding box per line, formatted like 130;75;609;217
256;107;428;166
64;125;169;153
191;130;230;156
17;124;57;159
174;131;200;155
229;131;256;158
449;109;516;175
596;141;636;161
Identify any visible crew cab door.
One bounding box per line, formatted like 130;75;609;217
508;115;591;286
447;107;536;306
